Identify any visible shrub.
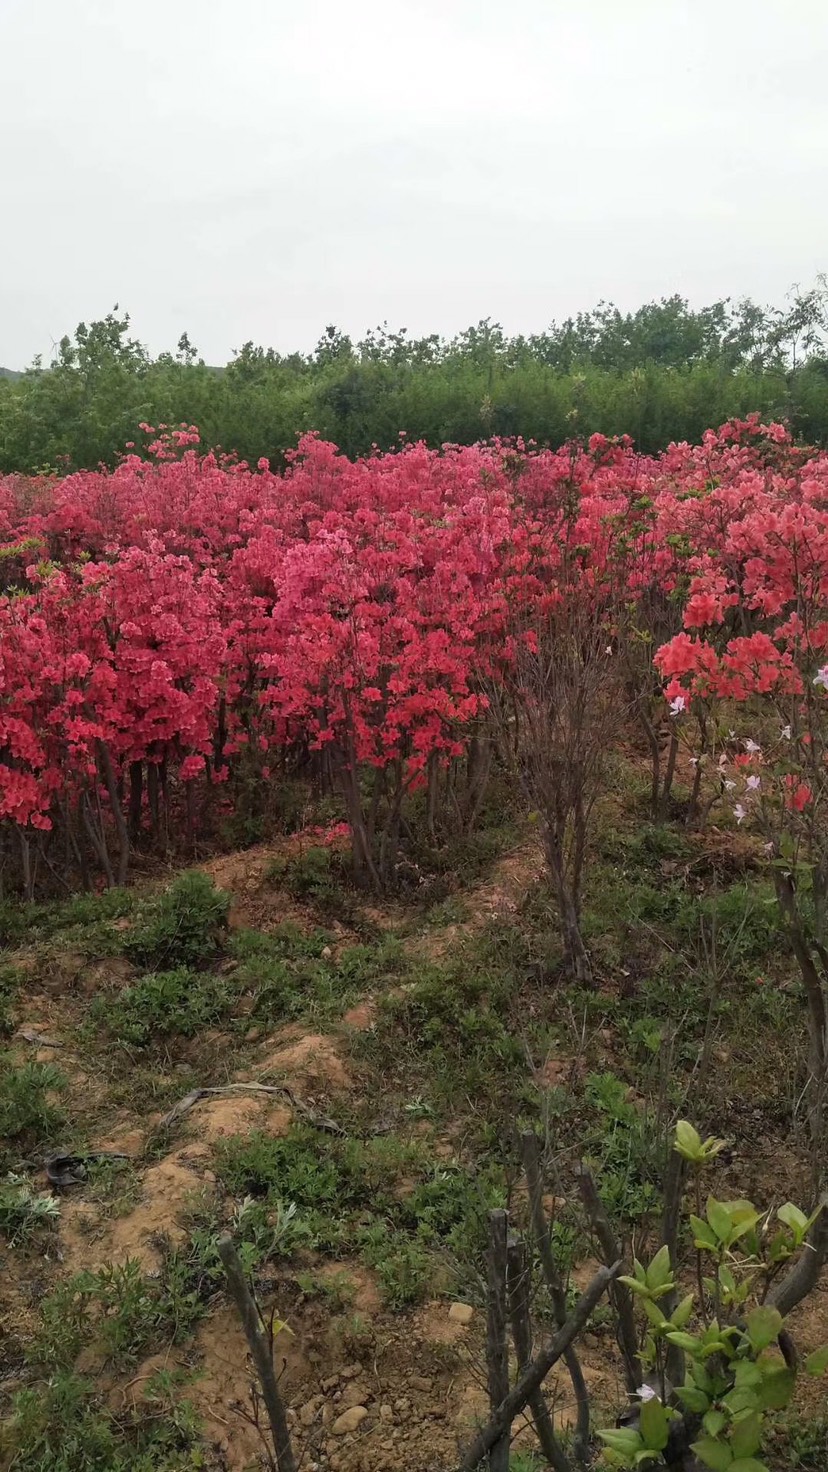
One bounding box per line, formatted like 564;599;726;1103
123;872;229;971
92;966;235;1047
0;1058;65;1167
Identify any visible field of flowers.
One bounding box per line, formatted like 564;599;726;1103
1;415;825;896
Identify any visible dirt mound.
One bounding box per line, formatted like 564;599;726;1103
255;1032;352;1093
412;839;544;961
60;1151;213;1272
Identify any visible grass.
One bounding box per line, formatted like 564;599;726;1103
121;871;230;971
0;1058;66;1169
90;966;238;1048
1;1369;204;1472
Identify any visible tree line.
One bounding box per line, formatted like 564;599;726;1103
2;283;828;471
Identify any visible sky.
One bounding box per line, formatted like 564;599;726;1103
1;0;827;367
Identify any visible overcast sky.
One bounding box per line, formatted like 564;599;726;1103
2;0;826;366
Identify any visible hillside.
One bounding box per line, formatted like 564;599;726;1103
1;796;825;1472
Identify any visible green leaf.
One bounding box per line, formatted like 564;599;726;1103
692;1437;734;1471
598;1427;645;1456
805;1343;828;1376
777;1202;807;1234
667;1331;700;1351
756;1364;794;1410
707;1197;734;1242
642;1296;669;1329
725;1390;760;1417
745;1306;782;1352
730;1411;762;1459
640;1394;669;1451
646;1244;673;1292
675;1120;703;1160
703;1410;727;1437
733;1362;762;1389
618;1275;651;1297
671;1293;695;1329
729;1461;769;1472
718;1265;737;1296
728;1211;761;1244
691;1215;719;1250
675;1384;711;1413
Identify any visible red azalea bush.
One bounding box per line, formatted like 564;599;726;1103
3;414;828;930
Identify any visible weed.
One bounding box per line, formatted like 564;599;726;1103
0;961;23;1037
34;1259;161;1371
123;871;229;971
357;1221;432;1307
0;1058;66;1167
402;1165;506;1259
91;966;236;1047
0;888;138;951
581;1070;664;1226
266;845;364;927
767;1413;828;1470
295;1269;356;1311
0;1173;60;1246
2;1369;204;1471
80;1157;141;1217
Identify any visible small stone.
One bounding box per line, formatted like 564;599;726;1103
244;1026;263;1043
331;1406;368;1435
339;1383;371;1410
448;1302;474;1325
321;1375;340;1393
299;1397;323;1427
341;1363;362;1379
409;1374;432;1392
379;1403;394;1422
321;945;333;959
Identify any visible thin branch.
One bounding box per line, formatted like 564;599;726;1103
456;1262;620;1472
574;1163;641;1393
217;1235;297;1472
520;1132;591;1466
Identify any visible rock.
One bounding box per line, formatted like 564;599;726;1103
341;1363;362;1379
379;1403;394;1422
409;1374;432;1392
299;1396;323;1428
321;945;333;959
448;1302;474;1325
331;1406;369;1435
339;1383;371;1410
321;1375;340;1393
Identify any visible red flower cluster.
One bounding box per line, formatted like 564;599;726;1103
2;414;823;887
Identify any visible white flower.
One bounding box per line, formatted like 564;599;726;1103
728;729;736;739
745;739;761;755
764;841;774;855
636;1384;658;1403
746;775;761;791
669;694;687;716
605;644;613;656
734;803;747;824
814;666;828;690
724;780;736;791
781;725;792;740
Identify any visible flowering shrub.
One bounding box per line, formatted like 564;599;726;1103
656;424;828;1140
3;415;826;921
